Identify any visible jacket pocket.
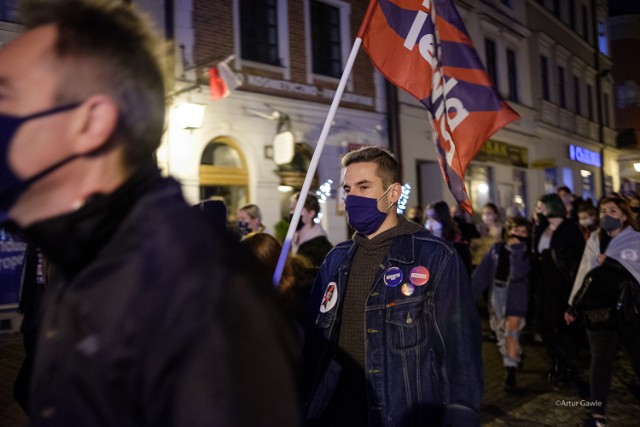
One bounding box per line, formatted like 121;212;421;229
385;300;429;352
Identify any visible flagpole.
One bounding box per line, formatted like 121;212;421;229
272;37;365;286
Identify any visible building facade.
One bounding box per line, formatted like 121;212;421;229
162;0;384;242
400;0;617;221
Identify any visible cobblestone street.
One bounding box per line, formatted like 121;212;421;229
1;318;639;426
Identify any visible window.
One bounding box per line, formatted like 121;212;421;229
199;139;249;219
553;0;561;18
485;38;498;86
581;5;589;43
311;0;343;78
568;0;576;30
558;66;566;108
541;56;550;101
598;20;609;55
0;0;19;22
507;49;518;103
573;76;581;115
239;0;280;66
603;93;610;127
587;83;594;121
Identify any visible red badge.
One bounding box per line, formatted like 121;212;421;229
409;266;430;286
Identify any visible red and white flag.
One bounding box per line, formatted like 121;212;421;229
209;59;241;100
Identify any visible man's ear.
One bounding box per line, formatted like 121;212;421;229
70;95;118;155
390;182;402;203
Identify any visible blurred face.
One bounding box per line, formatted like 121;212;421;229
535;201;548;217
630;198;640;212
0;26;71;179
600;202;626;224
558;189;571;206
510;225;529;239
481;207;496;225
578;211;595;227
237;209;260;231
289;198;314;227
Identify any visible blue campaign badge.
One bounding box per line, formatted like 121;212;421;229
383;266;403;287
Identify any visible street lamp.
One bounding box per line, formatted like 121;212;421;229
174;102;206;129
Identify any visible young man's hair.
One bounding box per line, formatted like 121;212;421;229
291;192;321;220
341;146;401;188
20;0;166;169
556;185;572;195
539;193;567;218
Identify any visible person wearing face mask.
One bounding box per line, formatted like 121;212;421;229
577;201;599;241
532;193;585;388
302;147;482;427
236;203;265;236
472;218;532;391
470;203;503;268
565;197;640;427
425;200;472;276
289;192;333;270
0;1;300;425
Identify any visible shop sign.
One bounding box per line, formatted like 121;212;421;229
474;139;528;168
243;74;374;107
569;145;601;167
531;158;557;169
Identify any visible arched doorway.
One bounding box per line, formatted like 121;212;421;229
199;137;249;220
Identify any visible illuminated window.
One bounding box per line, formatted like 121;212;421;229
199;138;249;221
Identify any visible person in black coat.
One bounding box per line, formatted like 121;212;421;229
533;193;585;386
290;192;333;270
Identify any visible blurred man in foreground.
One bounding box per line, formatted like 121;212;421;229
0;1;298;425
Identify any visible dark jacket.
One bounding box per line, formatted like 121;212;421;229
471;242;530;317
23;166;299;426
532;218;585;328
298;235;333;269
302;229;483;426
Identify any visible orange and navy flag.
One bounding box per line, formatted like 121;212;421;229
358;0;520;214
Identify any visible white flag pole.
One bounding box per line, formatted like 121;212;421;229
272;37;364;286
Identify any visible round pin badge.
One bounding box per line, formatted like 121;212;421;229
401;283;415;297
409;266;430;286
319;282;338;313
384;266;403;287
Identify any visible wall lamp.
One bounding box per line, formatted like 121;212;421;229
175;102;206;129
634;162;640;173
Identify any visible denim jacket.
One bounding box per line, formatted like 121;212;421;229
303;230;483;426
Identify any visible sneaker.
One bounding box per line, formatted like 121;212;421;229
504;367;516;391
583;415;607;427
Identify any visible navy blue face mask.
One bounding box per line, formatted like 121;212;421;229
0;103;81;223
345;186;394;235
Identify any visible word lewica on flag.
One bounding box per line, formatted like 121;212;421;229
358;0;520;214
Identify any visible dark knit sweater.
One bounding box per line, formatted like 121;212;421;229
338;215;424;369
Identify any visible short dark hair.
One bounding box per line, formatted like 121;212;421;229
557;185;572;195
539;193;567;218
21;0;166;169
291;192;321;219
342;146;401;188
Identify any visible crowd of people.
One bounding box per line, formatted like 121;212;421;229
2;1;639;427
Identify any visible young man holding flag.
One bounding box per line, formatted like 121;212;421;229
302;146;482;426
